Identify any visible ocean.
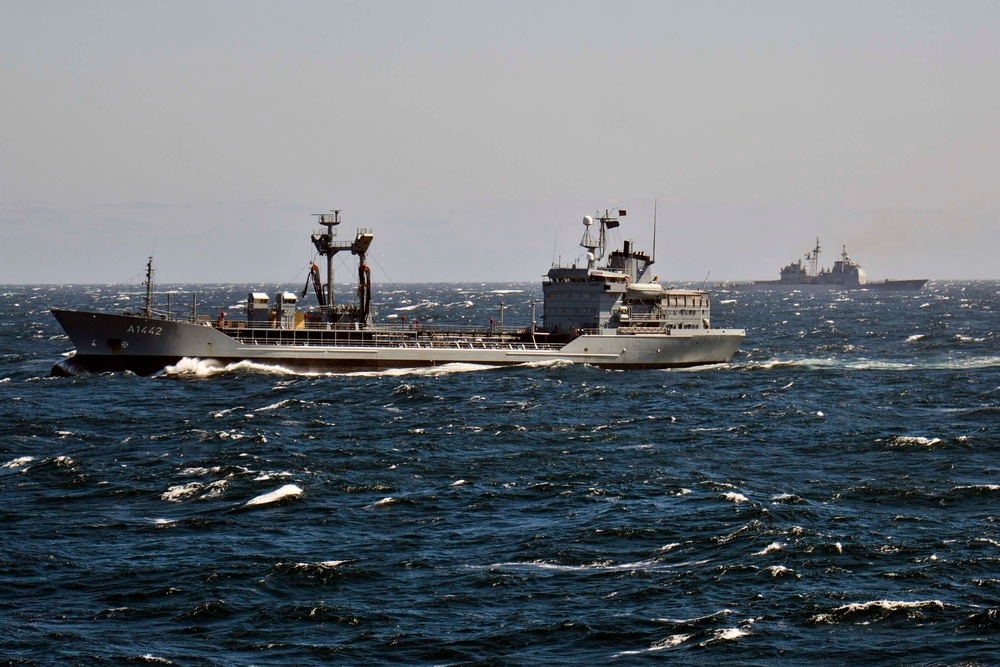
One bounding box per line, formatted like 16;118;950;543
2;281;998;666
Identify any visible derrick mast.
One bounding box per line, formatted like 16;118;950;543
310;210;375;324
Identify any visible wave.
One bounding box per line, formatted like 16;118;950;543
516;359;575;369
245;484;303;507
889;435;944;447
2;456;35;469
615;611;755;656
811;599;946;624
668;362;732;373
752;542;784;556
948;484;1000;498
393;301;439;312
739;355;1000;372
162;358;309;378
476;558;709;574
162;357;495;379
161;479;229;502
278;560;350;574
349;362;496;378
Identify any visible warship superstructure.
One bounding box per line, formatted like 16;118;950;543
742;239;927;290
51;209;745;375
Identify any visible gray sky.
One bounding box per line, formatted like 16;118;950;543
3;0;999;284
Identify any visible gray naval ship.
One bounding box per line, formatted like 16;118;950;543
739;238;928;291
51;209;745;376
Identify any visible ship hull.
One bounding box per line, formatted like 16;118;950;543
51;309;744;376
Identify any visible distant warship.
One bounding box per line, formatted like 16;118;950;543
50;209;745;376
739;239;927;290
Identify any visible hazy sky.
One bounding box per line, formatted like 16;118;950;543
3;0;999;284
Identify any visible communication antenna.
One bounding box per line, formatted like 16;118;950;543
652;198;658;263
143;236;157;317
551;220;560;267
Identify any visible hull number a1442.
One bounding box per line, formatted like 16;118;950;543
126;325;163;336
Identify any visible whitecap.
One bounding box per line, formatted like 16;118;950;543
245;484;303;507
654;609;733;626
286;560;348;570
451;479;470;486
724;492;749;503
161;482;204;502
254;399;297;412
162;357;223;376
349;363;494;378
905;334;926;342
180;466;216;476
164;358;307;378
201;480;229;499
766;565;795;577
371;496;396;507
254;471;294;482
890;435;943;447
669;362;730;373
517;359;575;369
811;599;945;624
613;634;694;656
752;542;784;556
951;484;1000;492
480;558;693;574
710;626;751;642
3;456;35;469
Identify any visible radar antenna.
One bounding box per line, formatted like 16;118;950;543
579;209;624;267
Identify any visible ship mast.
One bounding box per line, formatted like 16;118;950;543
143;256;154;317
580;209;624;267
805;238;821;276
312;210;343;313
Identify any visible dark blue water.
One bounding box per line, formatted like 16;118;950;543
2;282;999;665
